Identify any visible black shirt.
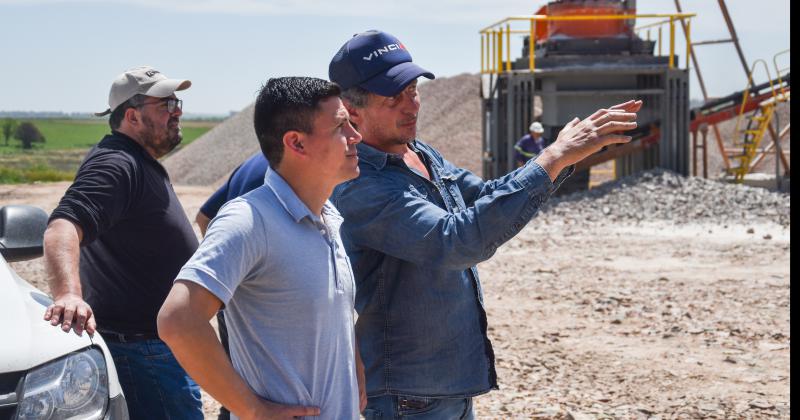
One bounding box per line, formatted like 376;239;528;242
50;131;198;335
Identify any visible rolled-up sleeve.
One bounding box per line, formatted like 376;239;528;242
49;151;138;245
176;200;266;306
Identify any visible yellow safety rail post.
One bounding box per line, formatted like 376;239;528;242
669;17;675;68
773;49;790;99
492;30;497;74
506;23;511;72
480;34;484;73
484;33;489;73
497;28;503;74
529;19;535;71
486;32;490;74
685;19;691;69
490;32;494;74
658;26;662;56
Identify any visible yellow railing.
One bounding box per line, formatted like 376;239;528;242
733;59;776;142
773;49;790;99
479;13;696;74
729;50;791;182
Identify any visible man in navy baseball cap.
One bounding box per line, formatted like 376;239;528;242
329;29;642;419
329;30;434;96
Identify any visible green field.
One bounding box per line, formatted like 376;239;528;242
0;119;216;183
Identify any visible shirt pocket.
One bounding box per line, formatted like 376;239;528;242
440;174;467;212
407;183;428;200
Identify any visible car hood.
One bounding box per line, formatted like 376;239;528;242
1;256;92;372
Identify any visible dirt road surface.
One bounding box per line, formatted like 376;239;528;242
4;182;789;419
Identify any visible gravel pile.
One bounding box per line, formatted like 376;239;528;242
540;169;791;227
416;73;482;175
163;74;484;186
163;103;259;187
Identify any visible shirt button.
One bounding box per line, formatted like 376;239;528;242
320;229;326;235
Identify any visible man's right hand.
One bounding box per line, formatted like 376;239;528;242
535;99;642;181
44;292;96;336
240;398;320;420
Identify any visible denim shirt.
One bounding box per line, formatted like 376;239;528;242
331;140;572;398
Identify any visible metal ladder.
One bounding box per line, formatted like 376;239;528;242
728;52;790;182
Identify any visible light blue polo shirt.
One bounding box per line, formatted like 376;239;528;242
177;168;359;420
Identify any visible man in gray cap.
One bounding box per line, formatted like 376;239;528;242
43;66;203;419
329;30;641;419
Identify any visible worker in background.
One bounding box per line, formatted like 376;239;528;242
514;121;547;167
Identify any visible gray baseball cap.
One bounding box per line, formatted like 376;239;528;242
95;66;191;116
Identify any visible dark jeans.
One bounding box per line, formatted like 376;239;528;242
363;395;474;420
106;339;203;420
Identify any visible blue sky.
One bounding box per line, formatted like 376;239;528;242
0;0;790;115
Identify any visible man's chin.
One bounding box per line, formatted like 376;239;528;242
340;166;360;183
392;137;415;146
162;135;182;154
170;130;183;145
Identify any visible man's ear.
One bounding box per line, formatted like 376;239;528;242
124;107;139;126
283;130;306;156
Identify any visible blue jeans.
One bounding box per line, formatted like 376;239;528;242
363;395;474;420
106;339;203;420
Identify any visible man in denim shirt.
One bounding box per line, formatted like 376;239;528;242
329;30;642;419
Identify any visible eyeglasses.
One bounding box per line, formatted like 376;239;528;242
136;98;183;114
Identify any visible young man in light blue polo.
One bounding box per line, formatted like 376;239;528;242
158;77;366;419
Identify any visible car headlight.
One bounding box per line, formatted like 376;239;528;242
15;347;108;420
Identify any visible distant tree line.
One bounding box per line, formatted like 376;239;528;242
1;118;46;149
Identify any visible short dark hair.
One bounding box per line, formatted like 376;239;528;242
253;77;341;168
108;94;147;130
341;85;371;109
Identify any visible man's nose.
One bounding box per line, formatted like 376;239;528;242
347;125;362;144
402;91;420;113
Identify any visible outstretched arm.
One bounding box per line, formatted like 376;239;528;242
337;100;642;270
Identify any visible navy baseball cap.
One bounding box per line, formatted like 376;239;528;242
329;30;434;97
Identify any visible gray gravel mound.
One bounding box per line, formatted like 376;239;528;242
163;74;483;186
540;169;791;227
164;103;258;186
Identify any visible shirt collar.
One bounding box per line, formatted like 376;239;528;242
110;131;152;159
355;142;390;170
263;167;317;224
108;130;166;174
356;140;430;172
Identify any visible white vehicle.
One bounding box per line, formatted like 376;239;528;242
0;205;128;419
